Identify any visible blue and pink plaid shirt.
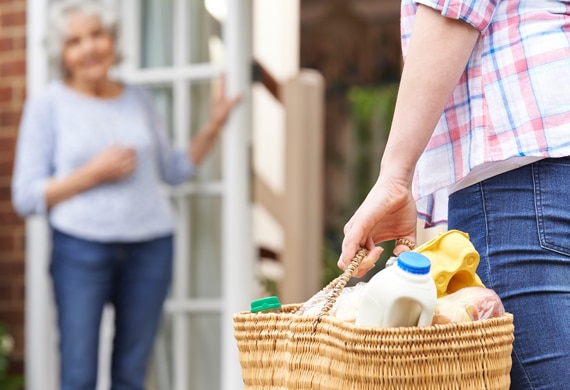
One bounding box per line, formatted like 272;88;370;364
402;0;570;226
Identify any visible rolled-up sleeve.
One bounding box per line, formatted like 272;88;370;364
11;94;53;216
416;0;500;31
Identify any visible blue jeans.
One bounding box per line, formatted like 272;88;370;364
448;157;570;390
50;229;173;390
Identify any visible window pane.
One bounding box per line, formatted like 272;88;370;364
141;0;174;68
188;313;221;390
187;195;221;298
148;85;174;140
190;80;222;181
188;0;224;64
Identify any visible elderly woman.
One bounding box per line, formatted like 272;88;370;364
12;0;240;388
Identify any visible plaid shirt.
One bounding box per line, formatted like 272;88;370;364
402;0;570;226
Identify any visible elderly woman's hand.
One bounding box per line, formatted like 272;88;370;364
188;74;242;165
86;145;137;183
209;74;242;129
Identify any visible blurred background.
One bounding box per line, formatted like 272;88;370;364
0;0;444;389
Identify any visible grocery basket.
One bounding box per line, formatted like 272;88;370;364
234;249;514;389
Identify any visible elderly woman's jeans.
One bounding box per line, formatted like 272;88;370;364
50;229;173;390
448;157;570;390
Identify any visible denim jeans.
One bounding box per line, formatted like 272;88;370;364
50;229;173;390
448;157;570;390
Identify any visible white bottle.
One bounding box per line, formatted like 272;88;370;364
355;251;437;328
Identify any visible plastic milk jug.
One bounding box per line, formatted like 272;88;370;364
355;252;437;327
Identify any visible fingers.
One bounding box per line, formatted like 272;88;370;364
117;147;136;176
352;246;383;278
393;236;417;256
338;230;384;278
213;73;226;101
121;150;137;175
102;145;137;180
227;94;243;110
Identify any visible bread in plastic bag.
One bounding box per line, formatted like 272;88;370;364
297;282;367;322
431;286;505;325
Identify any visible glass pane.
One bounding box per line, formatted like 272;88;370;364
190;80;222;181
187;195;222;298
148;85;174;140
188;0;224;64
141;0;174;68
188;313;221;390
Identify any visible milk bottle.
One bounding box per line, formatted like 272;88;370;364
355;251;437;327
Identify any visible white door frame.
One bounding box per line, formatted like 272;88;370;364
25;1;254;389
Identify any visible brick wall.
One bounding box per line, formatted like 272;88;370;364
0;0;27;378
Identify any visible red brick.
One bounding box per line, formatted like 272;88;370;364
0;275;24;298
0;11;26;27
12;35;25;50
0;109;21;127
0;59;25;77
0;37;12;51
0;86;12;101
13;84;26;101
0;284;11;300
0;209;21;225
0;135;17;151
0;234;16;251
0;0;26;382
0;37;25;52
0;157;14;175
12;278;25;301
0;259;24;275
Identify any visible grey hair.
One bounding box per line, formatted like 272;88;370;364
46;0;122;78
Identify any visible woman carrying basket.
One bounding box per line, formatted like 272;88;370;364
338;1;570;389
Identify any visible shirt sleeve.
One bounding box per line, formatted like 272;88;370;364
11;93;53;217
415;0;500;32
137;87;196;186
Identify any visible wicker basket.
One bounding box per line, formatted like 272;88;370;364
234;249;515;389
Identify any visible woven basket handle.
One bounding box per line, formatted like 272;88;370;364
314;247;368;324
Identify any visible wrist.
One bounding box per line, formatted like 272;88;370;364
379;157;415;187
80;163;105;187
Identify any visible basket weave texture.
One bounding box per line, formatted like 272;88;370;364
234;249;515;389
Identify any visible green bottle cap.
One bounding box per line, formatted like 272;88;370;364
250;296;282;313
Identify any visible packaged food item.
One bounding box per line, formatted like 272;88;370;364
296;283;367;322
415;230;485;297
250;296;282;313
431;286;505;325
355;252;437;328
332;282;367;322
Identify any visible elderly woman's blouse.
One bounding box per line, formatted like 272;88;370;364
12;81;195;242
402;0;570;226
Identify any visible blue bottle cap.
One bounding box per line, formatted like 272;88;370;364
397;252;431;275
250;296;282;313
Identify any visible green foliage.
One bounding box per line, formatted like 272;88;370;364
348;83;398;141
322;238;343;287
259;277;279;297
322;83;400;287
0;323;24;390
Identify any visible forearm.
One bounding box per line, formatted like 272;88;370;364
44;165;101;209
188;119;223;166
380;5;480;184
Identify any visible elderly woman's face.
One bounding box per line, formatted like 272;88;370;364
62;11;115;83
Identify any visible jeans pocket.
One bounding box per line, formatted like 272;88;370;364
534;158;570;258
